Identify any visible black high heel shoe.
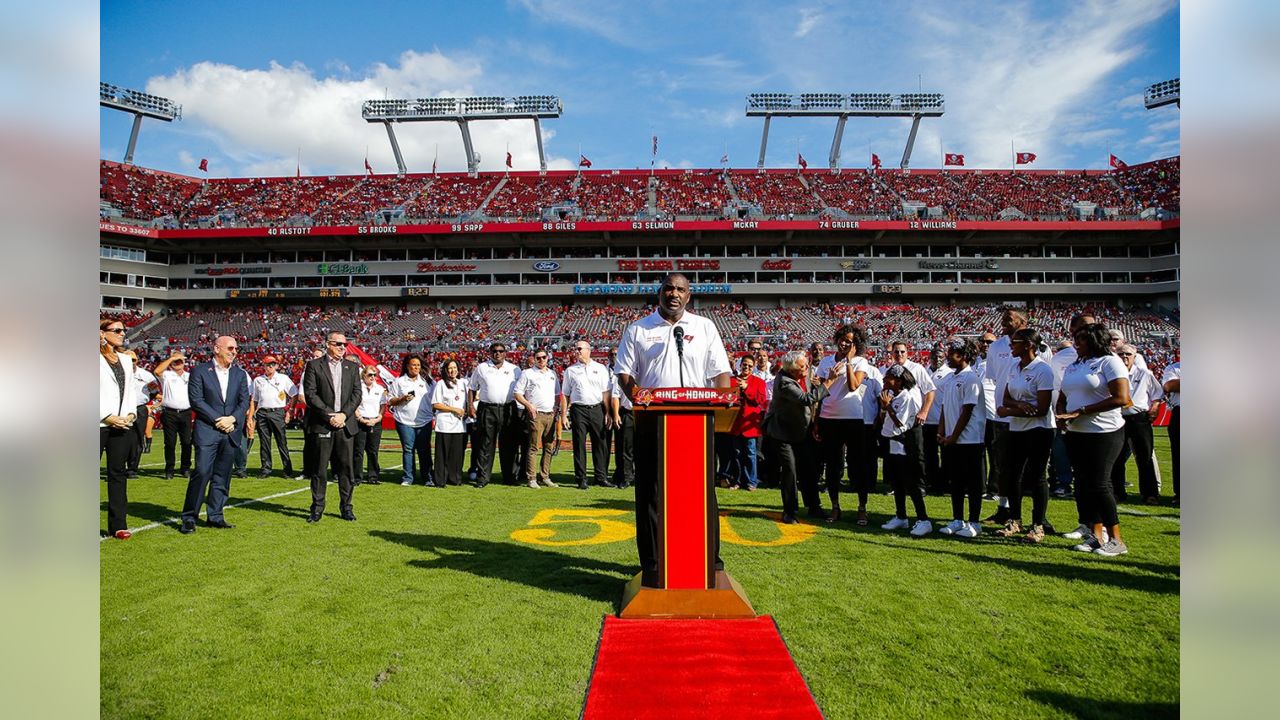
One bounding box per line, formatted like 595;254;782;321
828;504;841;523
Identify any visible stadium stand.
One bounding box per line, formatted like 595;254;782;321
574;174;648;220
653;171;730;218
730;172;823;217
483;175;576;219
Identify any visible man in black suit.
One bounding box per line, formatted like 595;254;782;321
180;336;251;534
302;332;362;522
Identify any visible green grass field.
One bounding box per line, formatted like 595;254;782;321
101;429;1179;719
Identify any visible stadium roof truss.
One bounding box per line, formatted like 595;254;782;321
362;95;563;175
1144;78;1179;110
100;82;182;165
745;92;944;170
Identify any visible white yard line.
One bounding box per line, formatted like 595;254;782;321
100;484;311;542
1117;506;1182;525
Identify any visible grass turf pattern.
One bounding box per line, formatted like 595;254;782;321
102;429;1179;719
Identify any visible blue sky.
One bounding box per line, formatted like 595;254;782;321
100;0;1180;177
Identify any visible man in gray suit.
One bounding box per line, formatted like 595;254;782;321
761;350;839;524
302;332;362;522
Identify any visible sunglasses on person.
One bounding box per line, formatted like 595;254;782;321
491;348;506;353
265;361;278;365
106;327;125;334
328;341;347;347
364;372;378;377
1117;352;1135;357
534;355;548;360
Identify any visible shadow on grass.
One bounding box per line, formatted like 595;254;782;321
847;535;1179;594
233;498;313;519
369;530;632;605
112;501;182;529
1026;689;1177;719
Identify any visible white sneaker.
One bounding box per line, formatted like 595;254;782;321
881;517;910;531
938;519;965;535
956;521;981;538
910;519;933;537
400;480;412;486
1073;537;1102;553
1063;524;1090;540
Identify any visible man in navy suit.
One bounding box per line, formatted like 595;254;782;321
180;336;251;534
302;332;363;522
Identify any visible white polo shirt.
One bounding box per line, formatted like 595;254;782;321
608;373;633;411
562;361;612;406
514;366;560;412
252;372;298;410
133;367;156;407
1124;366;1162;415
614;310;731;388
816;354;872;420
1004;357;1056;432
881;386;922;455
431;378;469;434
160;369;191;410
1161;362;1180;408
861;363;884;422
1060;355;1128;433
469;361;521;405
940;366;986;444
356;381;388;421
984;337;1016;425
390;374;433;427
923;364;952;425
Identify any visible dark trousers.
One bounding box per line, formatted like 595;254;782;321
100;425;136;533
886;425;928;519
634;411;722;583
1004;428;1053;526
867;425;884;492
435;431;467;486
255;408;294;475
570;403;609;486
1168;407;1179;499
182;433;236;524
986;420;1009;497
162;407;193;473
714;432;737;483
772;438;804;517
474;402;519;486
311;430;355;513
612;408;635;487
819;417;867;507
1049;429;1074;493
1065;429;1125;529
798;434;822;510
1111;413;1158;499
943;443;985;522
303;431;318;479
128;404;149;472
922;423;945;493
353;422;382;481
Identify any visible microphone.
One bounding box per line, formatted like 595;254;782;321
673;326;685;356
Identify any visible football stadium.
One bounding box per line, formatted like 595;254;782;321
99;11;1180;720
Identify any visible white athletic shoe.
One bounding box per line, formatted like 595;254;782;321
1063;524;1090;540
956;521;981;538
910;519;933;537
1073;537;1102;553
881;517;910;531
400;480;412;486
939;519;965;535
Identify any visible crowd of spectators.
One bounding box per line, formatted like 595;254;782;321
102;159;1181;226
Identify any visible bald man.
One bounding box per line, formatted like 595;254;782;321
180;336;251;534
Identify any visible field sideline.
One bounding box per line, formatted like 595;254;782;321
101;429;1179;719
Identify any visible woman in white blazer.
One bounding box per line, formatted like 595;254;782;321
100;318;139;539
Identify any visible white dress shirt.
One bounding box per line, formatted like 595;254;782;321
160;369;191;410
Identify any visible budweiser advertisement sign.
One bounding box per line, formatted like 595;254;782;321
632;387;740;406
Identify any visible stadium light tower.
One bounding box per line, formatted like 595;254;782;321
745;92;945;170
361;95;563;174
100;82;182;165
1144;78;1179;110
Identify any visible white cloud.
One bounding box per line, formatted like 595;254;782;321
145;50;573;176
795;7;823;38
512;0;638;47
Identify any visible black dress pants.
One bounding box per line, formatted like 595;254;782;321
1168;407;1179;499
162;407;193;473
255;408;294;475
1003;427;1053;526
100;425;136;533
943;443;985;522
353;422;382;481
612;408;635;487
922;423;945;493
1065;429;1125;529
570;403;608;486
128;404;148;472
1110;413;1158;499
311;430;355;513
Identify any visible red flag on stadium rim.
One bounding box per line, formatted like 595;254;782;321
1109;154;1128;170
579;155;592;168
871;153;882;170
944;153;965;166
198;158;208;172
364;157;373;175
797;153;808;170
1015;152;1037;165
506;151;513;169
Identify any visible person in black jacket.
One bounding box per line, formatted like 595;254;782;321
301;332;363;522
762;350;841;524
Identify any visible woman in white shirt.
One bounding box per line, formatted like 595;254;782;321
878;365;932;536
1057;325;1133;556
387;354;435;487
815;324;871;524
99;318;139;540
431;358;470;486
1109;344;1163;504
995;328;1056;543
936;338;987;538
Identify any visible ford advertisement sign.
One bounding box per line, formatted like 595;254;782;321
532;261;561;272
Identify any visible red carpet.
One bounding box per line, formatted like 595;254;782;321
582;615;823;719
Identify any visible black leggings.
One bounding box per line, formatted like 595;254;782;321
943;443;985;522
1003;428;1052;526
886;425;928;520
819;417;867;508
1066;430;1125;529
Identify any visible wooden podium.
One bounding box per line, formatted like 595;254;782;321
619;388;756;619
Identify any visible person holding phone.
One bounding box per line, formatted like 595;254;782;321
388;354;434;487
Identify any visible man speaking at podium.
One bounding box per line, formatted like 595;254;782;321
614;273;733;587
